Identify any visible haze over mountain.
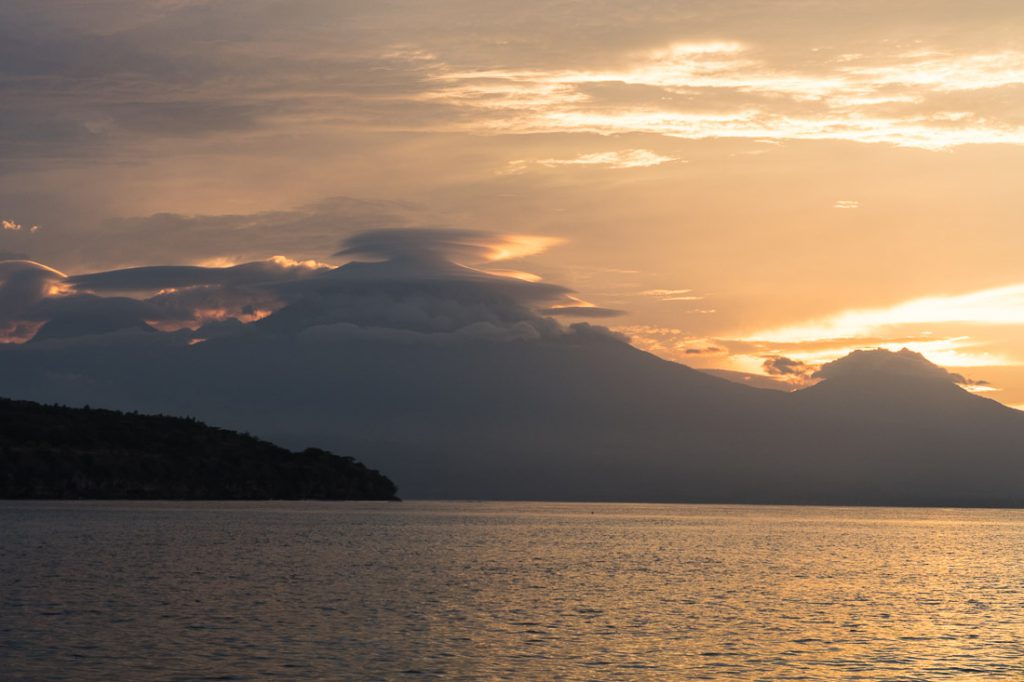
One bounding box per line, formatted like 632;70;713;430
0;229;1022;506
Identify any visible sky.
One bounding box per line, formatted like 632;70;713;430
3;0;1024;404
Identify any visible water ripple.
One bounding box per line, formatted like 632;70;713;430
1;501;1023;680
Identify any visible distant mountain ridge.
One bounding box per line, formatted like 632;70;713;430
4;325;1023;506
1;231;1022;506
0;399;398;500
315;340;1023;507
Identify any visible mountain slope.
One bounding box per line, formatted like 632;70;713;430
775;352;1024;506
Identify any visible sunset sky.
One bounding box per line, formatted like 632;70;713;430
4;1;1024;404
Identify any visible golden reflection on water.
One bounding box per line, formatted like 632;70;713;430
2;501;1022;680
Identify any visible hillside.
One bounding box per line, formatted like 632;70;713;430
0;398;398;500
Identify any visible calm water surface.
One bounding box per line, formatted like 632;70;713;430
1;501;1022;680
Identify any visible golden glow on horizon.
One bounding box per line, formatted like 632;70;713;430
666;284;1024;396
617;279;1024;396
744;283;1024;346
707;284;1024;387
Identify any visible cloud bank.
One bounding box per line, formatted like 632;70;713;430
0;228;621;345
419;42;1024;150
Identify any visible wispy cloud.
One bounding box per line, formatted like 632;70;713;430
728;283;1024;372
503;149;678;174
613;325;726;360
639;288;704;301
747;283;1024;342
416;42;1024;149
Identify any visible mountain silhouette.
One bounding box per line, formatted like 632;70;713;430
10;329;1018;505
1;230;1022;506
245;338;1023;506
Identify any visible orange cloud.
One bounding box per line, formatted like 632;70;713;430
415;43;1024;149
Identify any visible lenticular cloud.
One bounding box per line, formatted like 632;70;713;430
0;228;621;344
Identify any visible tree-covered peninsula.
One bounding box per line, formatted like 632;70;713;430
0;398;398;500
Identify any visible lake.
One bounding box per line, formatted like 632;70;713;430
2;501;1022;680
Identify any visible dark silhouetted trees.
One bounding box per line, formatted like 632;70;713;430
0;398;398;500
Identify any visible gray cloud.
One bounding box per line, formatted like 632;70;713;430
813;348;968;384
762;355;817;379
257;229;589;337
337;228;515;264
69;259;326;294
28;294;164;343
0;260;66;329
2;227;614;344
39;197;414;271
105;102;264;136
684;345;724;355
541;306;625;318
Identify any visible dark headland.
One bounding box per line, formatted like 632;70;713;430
0;398;398;500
